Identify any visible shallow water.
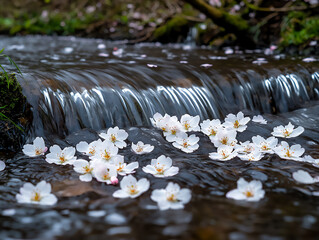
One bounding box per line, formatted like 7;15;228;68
0;36;319;239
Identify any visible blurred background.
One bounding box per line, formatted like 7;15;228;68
0;0;318;54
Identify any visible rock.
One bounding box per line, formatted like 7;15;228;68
0;72;32;151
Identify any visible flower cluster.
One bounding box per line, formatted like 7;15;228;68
16;110;313;207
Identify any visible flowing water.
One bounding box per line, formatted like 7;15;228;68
0;36;319;239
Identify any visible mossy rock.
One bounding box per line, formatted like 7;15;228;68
151;15;191;43
0;72;32;151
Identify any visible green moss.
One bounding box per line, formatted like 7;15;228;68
280;12;319;48
152;15;190;42
0;72;24;117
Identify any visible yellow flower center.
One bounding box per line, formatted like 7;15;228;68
261;144;268;150
31;192;41;202
83;166;92;173
210;128;217;136
155;164;164;174
88;148;96;155
161;127;167;132
167;193;177;202
183;142;189;148
103;150;111;160
221;137;228;145
283;129;291;137
285;149;293;157
128;185;138;195
171;129;177;135
136;146;144;152
110;134;117;143
234;120;240;128
103;173;110;180
221;150;229;159
59;155;66;163
35;148;42;155
117;164;124;172
184;122;190;130
245;190;254;198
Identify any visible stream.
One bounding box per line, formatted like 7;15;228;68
0;36;319;239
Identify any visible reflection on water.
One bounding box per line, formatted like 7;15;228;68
0;36;319;239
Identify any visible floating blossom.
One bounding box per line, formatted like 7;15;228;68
99;127;128;149
0;160;5;171
274;141;305;161
151;182;191;210
223;111;250;132
76;139;102;157
131;141;154;154
226;178;265;202
238;151;264;162
180;114;200;132
271;122;304;138
143;155;179;178
172;132;199;153
212;129;237;148
235;141;256;154
113;175;150;198
16;181;57;205
91;141;119;163
94;163;118;184
73;159;94;182
252;135;278;154
292;170;319;184
112;155;139;176
200;119;223;139
22;137;48;157
209;145;238;161
252;115;267;124
45;145;77;165
163;118;183;142
150;113;170;129
301;155;319;168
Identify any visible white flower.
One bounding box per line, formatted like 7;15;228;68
301;155;319;168
238;151;264;161
45;145;77;165
73;159;94;182
252;115;267;124
292;170;319;184
131;141;154;154
223;111;250;132
91;140;119;163
273;141;305;161
150;112;166;128
76;139;102;157
252;135;278;154
226;178;265;201
209;145;238;161
142;155;179;177
0;160;5;171
200;119;222;138
211;129;237;148
93;163;118;184
99;127;128;149
151;182;191;210
16;181;57;205
113;175;150;198
172;132;199;153
112;155;139;176
22;137;48;157
163;118;183;142
271;122;304;138
180;114;200;132
235;141;256;154
152;113;172;131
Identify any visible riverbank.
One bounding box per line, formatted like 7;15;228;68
1;0;318;54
